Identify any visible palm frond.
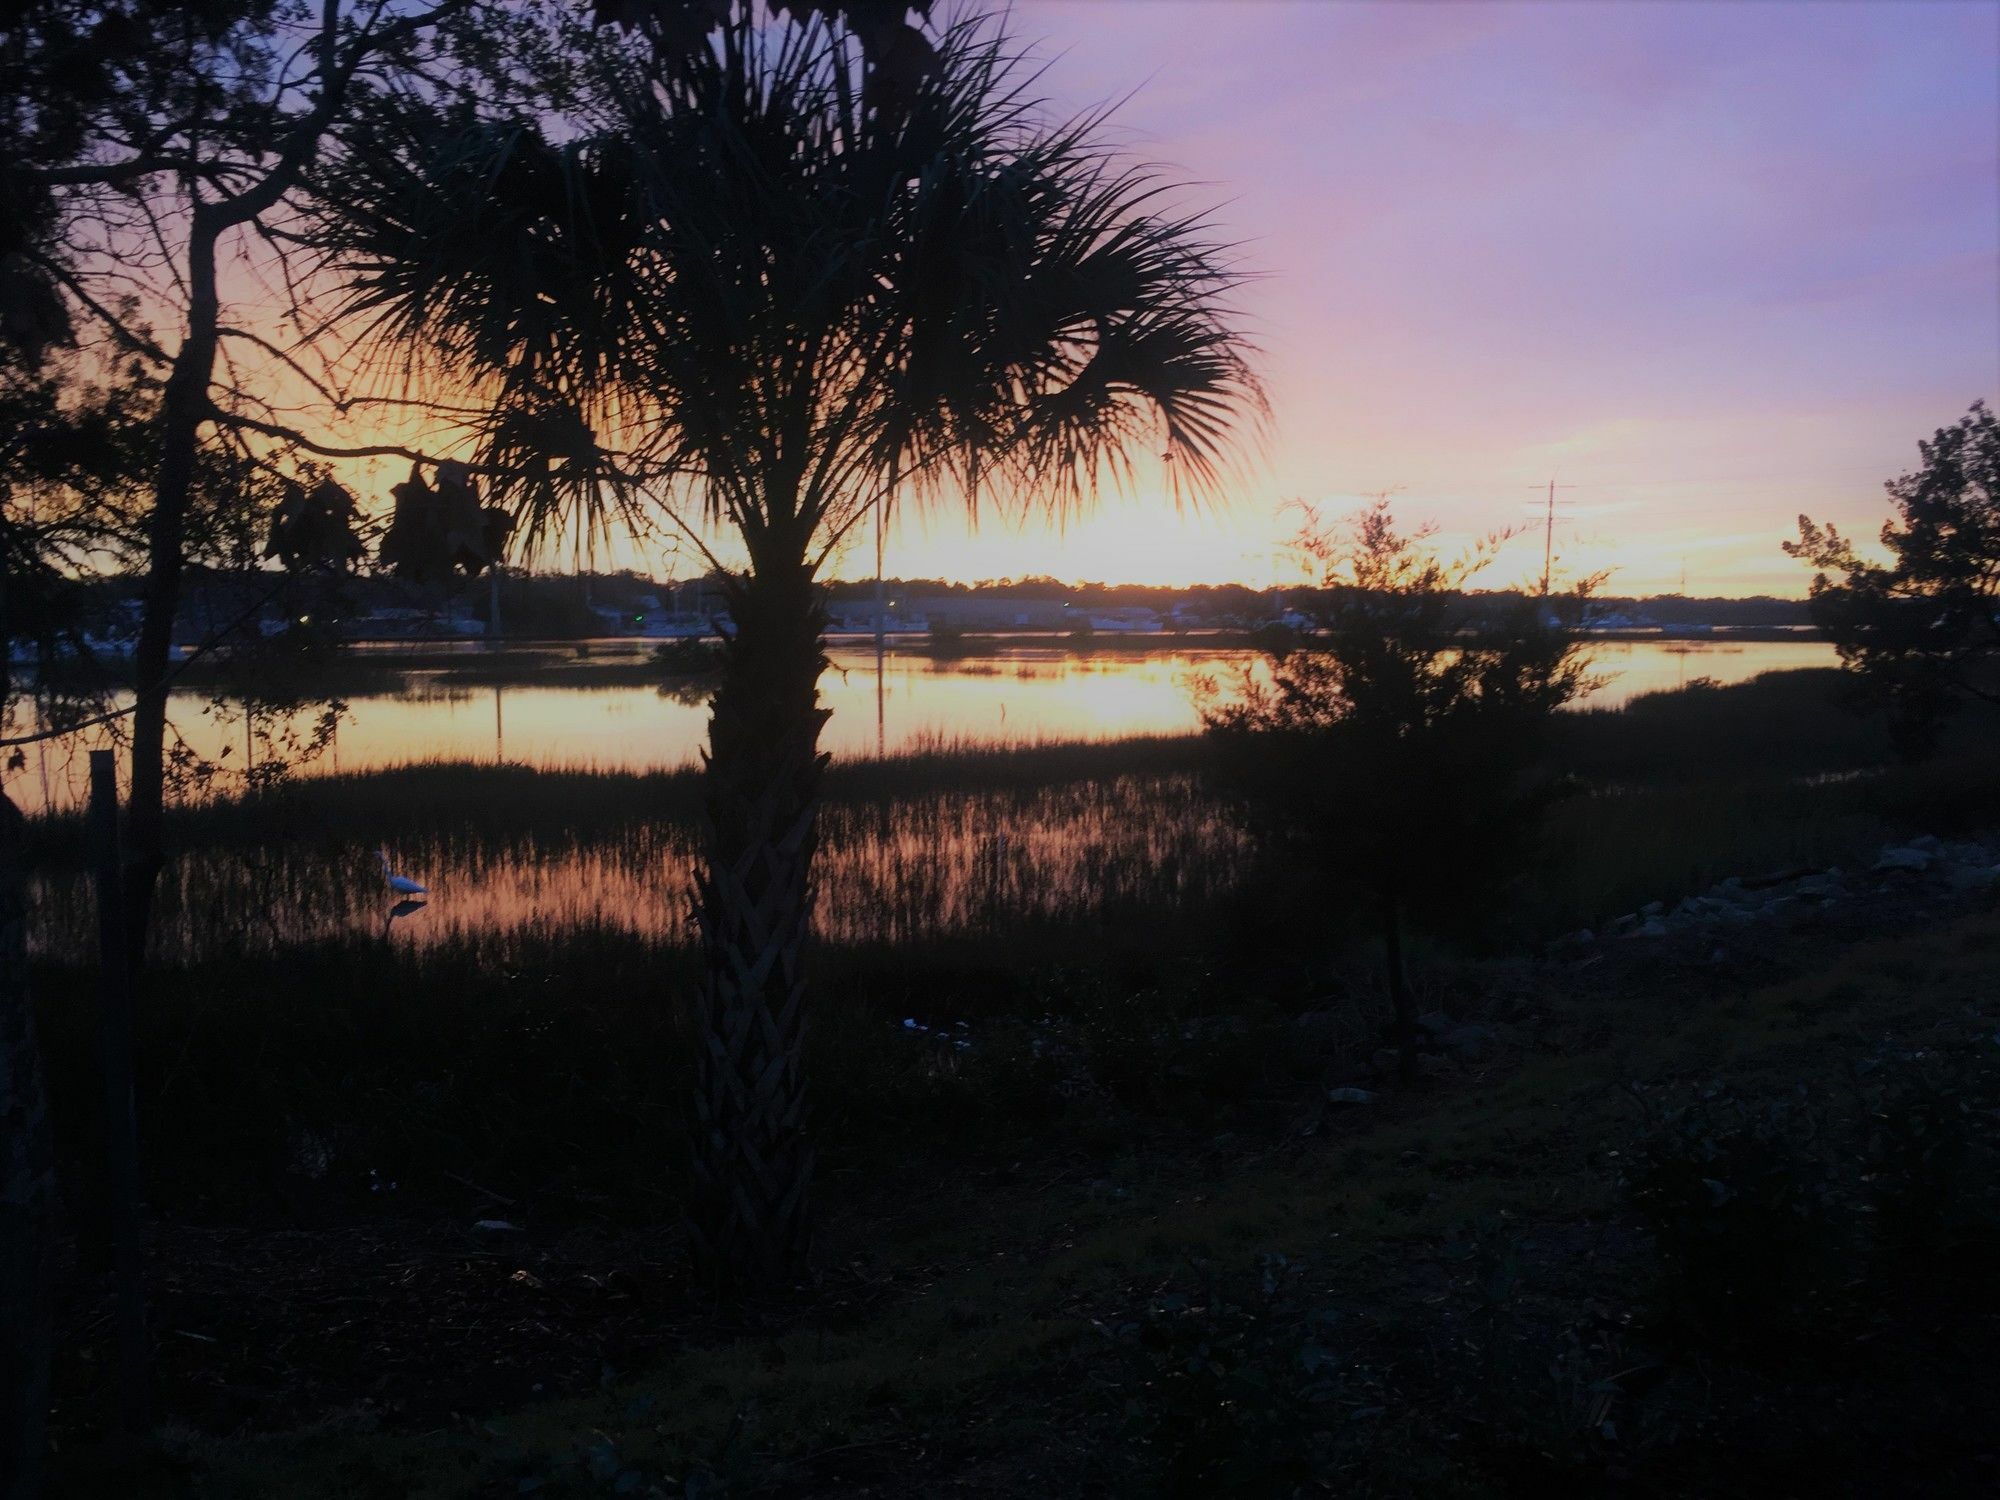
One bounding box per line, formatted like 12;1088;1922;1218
315;7;1264;571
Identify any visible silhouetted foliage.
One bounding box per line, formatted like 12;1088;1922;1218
263;478;366;574
1622;1093;1841;1345
1203;502;1592;1084
0;353;150;700
320;5;1260;1283
1863;1047;2000;1297
377;461;513;584
1787;400;2000;757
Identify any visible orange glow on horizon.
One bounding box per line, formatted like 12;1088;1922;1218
226;0;1994;602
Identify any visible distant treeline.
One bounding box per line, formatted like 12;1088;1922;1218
51;566;1812;644
823;576;1811;627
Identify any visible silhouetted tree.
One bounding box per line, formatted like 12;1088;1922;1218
1786;401;1999;758
321;6;1261;1282
1203;502;1592;1087
0;0;580;956
0;338;151;1500
0;352;152;712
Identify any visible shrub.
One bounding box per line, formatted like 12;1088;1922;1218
1623;1093;1842;1342
1863;1047;2000;1296
1122;1257;1344;1497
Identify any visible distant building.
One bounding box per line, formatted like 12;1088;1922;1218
1084;607;1164;633
918;596;1072;631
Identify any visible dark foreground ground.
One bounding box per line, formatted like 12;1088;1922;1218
27;671;2000;1496
46;853;2000;1497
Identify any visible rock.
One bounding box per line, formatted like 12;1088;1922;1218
1416;1011;1454;1040
472;1219;522;1235
1910;834;1944;854
1743;865;1821;891
1291;1009;1345;1043
1327;1087;1376;1106
1551;927;1595;950
1641;900;1665;918
1371;1047;1400;1075
1945;863;2000;892
1630;918;1670;939
1440;1024;1496;1060
1873;846;1934;874
1610;913;1640;932
1766;896;1820;929
1793;873;1843;899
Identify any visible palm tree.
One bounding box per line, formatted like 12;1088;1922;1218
321;10;1262;1283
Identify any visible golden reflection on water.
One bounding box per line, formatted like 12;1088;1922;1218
7;639;1835;816
29;775;1253;960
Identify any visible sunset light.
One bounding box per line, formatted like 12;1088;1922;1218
6;3;1998;1492
864;0;2000;595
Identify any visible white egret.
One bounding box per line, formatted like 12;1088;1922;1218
377;849;428;896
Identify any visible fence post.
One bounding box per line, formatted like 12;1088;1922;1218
87;750;147;1437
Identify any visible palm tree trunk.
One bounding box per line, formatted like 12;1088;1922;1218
1;790;56;1500
687;558;828;1285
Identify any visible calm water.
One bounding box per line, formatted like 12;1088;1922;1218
18;636;1835;959
9;637;1834;817
30;772;1250;961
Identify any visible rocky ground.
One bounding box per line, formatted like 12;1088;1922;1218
1563;830;2000;947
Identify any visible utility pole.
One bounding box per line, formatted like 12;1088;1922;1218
874;491;888;756
874;492;886;655
1530;478;1577;596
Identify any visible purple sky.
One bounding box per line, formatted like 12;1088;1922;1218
868;0;2000;595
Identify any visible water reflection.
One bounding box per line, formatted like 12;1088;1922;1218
29;775;1251;959
383;897;428;941
8;638;1836;815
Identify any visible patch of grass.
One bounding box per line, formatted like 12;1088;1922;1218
26;671;1999;1217
138;910;2000;1498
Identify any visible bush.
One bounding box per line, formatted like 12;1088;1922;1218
649;637;720;675
1121;1257;1345;1497
1623;1092;1842;1342
926;620;970;657
1863;1047;2000;1296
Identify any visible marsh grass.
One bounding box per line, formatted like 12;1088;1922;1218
32;670;1995;954
24;670;2000;1217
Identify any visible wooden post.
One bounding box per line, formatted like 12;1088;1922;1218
87;750;148;1436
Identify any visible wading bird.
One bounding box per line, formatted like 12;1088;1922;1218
377;849;428;896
